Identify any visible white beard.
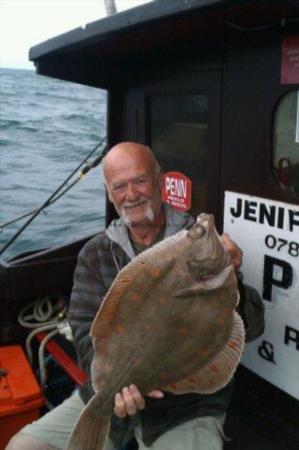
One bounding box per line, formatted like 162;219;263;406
121;204;155;226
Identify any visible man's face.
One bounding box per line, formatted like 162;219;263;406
105;153;162;226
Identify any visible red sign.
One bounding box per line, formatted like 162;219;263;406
162;171;192;212
281;36;299;84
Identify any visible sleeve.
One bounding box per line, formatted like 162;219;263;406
67;240;109;402
236;271;265;342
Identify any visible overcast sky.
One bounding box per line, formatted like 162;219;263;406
0;0;152;69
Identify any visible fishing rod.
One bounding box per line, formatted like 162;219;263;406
0;179;81;230
0;136;108;257
0;145;108;230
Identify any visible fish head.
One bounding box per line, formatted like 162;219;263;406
186;214;230;280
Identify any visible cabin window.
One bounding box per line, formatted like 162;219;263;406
273;90;299;200
149;94;208;216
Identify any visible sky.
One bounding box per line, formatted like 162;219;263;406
0;0;152;69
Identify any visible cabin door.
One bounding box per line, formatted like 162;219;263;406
123;71;222;225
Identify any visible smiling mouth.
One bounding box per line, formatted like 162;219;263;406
124;200;148;210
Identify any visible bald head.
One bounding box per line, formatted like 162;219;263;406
102;142;160;184
102;142;162;226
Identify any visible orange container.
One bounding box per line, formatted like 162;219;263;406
0;345;44;449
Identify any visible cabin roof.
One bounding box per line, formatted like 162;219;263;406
29;0;299;89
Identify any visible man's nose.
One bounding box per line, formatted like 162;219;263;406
126;183;139;200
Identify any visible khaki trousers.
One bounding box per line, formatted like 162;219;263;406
22;391;226;450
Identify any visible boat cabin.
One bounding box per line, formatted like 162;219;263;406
0;0;298;448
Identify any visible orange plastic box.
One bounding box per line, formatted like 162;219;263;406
0;345;44;449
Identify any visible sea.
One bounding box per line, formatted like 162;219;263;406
0;68;107;261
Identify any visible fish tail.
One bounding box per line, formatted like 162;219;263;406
67;394;111;450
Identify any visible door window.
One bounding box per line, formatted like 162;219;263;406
149;94;209;216
273;90;299;200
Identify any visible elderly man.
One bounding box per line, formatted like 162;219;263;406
7;142;263;450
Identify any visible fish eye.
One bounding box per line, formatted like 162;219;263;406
196;223;205;236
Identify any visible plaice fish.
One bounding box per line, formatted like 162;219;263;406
67;213;245;450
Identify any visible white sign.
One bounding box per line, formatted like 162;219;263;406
224;191;299;400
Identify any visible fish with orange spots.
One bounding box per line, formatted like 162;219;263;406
67;213;245;450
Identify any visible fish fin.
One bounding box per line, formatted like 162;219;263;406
163;311;245;395
172;265;235;298
67;394;110;450
173;265;235;298
173;284;202;298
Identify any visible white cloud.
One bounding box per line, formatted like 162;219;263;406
0;0;152;69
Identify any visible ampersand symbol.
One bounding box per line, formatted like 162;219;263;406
258;340;276;364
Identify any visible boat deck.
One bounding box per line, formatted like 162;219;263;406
224;366;299;450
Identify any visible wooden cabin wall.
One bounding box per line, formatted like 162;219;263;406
106;26;298;228
220;27;298;227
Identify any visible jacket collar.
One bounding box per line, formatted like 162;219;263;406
105;203;194;260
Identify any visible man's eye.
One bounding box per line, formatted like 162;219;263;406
113;184;125;191
137;178;147;184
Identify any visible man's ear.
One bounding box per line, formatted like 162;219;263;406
105;184;113;203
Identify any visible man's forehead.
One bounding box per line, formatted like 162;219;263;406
106;149;151;166
105;155;154;178
108;169;150;186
